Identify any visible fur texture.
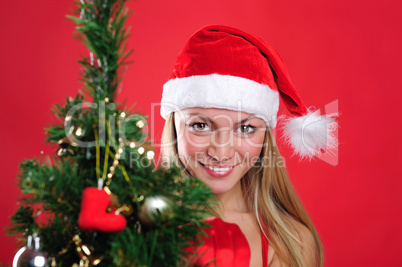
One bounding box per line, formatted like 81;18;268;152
281;110;338;159
161;74;280;128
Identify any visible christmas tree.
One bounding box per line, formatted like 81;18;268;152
7;0;214;266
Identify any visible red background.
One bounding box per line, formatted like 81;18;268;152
1;0;401;266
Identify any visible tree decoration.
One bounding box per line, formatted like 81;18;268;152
138;196;174;227
77;186;127;233
12;233;54;267
7;0;215;266
72;235;102;267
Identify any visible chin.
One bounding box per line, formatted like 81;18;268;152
191;170;242;195
209;187;229;195
200;180;236;195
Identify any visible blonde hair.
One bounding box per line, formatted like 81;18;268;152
161;113;324;267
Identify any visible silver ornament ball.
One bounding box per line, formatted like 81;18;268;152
12;234;53;267
138;196;174;226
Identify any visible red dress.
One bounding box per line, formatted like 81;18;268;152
186;217;269;266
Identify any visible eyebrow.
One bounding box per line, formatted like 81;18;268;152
187;113;213;125
235;117;256;126
186;113;258;126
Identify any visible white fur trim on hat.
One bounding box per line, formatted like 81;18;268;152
281;110;339;159
161;74;280;128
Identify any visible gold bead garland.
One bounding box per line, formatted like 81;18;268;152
105;137;125;187
72;235;103;267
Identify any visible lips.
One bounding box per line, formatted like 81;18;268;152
200;163;235;178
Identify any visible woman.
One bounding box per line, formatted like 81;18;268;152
160;25;337;267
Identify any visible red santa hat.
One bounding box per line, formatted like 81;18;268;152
161;25;338;159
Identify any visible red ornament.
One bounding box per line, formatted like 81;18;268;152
78;187;126;233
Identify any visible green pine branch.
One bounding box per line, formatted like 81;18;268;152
7;0;215;266
67;0;131;101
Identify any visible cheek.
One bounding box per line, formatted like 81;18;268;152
236;134;265;163
177;133;208;159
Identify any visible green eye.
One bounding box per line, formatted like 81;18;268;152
240;125;250;133
189;122;209;131
239;125;255;133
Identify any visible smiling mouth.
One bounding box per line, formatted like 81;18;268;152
200;163;236;178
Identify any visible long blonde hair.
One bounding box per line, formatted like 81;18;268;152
161;113;324;267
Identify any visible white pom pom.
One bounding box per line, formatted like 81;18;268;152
280;110;338;159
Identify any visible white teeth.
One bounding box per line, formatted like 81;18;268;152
205;165;231;172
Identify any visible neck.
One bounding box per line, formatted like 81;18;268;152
216;181;249;214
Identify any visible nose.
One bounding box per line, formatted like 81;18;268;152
207;128;235;162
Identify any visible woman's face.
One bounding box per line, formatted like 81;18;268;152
174;107;266;195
